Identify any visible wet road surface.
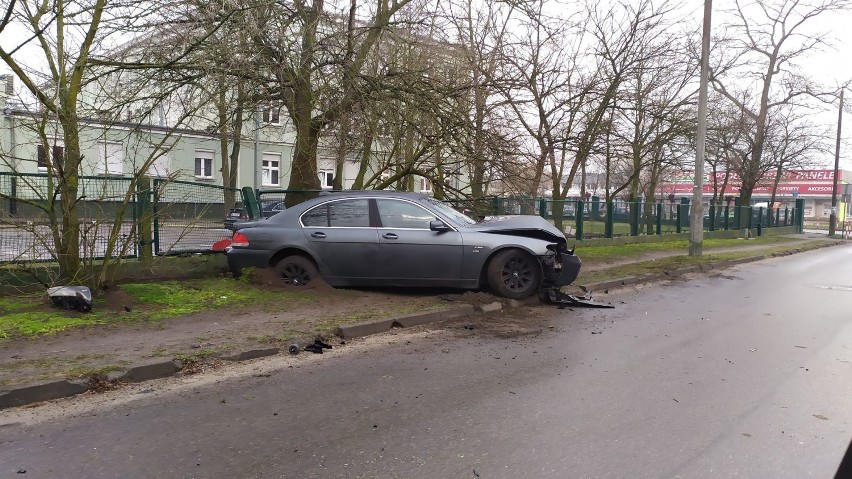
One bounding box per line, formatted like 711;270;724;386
1;246;851;478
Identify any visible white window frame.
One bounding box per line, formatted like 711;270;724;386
262;106;281;125
97;141;124;175
319;169;335;190
262;153;281;186
194;150;214;180
419;177;432;194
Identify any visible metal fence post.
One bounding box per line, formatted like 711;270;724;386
709;204;716;231
576;200;584;241
136;176;153;260
539;198;547;218
605;201;614;238
784;206;789;226
795;198;805;233
656;203;662;235
724;204;730;230
676;199;685;233
242;186;259;219
733;198;741;230
152;178;162;256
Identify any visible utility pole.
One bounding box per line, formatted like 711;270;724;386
690;0;713;256
830;87;844;237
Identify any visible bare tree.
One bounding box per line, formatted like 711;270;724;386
242;0;425;206
708;0;850;224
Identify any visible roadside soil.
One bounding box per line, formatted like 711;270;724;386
0;233;838;389
0;283;472;388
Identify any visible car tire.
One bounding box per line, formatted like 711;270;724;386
275;255;320;286
487;249;542;299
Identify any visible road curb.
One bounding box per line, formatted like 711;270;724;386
337;318;396;339
393;304;475;328
0;380;89;409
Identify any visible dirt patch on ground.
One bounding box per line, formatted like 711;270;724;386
0;285;452;387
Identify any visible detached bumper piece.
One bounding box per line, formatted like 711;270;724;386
47;286;93;313
544;288;614;309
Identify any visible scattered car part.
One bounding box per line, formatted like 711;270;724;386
544;288;614;309
303;338;333;354
47;286;93;313
288;344;300;355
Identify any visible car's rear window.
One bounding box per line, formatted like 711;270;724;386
302;199;370;227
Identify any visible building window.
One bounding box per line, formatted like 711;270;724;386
194;151;214;179
419;177;432;193
262;106;281;124
319;170;334;189
262;154;280;186
148;151;172;178
37;143;64;173
97;142;124;175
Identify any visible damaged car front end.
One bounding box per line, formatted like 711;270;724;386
541;243;581;288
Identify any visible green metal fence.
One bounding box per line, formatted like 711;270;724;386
447;194;802;241
2;173;804;265
0;172;140;263
0;172;243;263
151;179;243;255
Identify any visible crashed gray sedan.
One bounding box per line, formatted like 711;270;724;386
226;191;580;299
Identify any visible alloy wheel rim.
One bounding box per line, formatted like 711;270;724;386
282;264;310;285
501;257;533;291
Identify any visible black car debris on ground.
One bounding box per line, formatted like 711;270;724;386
226;191;581;299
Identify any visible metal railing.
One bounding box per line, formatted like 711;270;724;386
0;172;243;263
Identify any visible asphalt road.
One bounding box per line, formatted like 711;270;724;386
1;246;851;478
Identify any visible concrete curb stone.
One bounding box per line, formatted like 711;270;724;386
337;318;395;339
476;301;503;313
393;304;474;328
221;348;280;362
124;360;181;383
0;380;89;409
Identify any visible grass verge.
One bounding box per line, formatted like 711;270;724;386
577;239;833;285
0;278;310;339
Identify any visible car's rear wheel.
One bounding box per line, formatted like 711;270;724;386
275;255;320;286
487;249;542;299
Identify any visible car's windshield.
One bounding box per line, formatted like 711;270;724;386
424;197;477;227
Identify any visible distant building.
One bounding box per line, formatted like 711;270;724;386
657;169;851;221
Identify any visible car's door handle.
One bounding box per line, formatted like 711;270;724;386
311;232;327;239
382;233;398;240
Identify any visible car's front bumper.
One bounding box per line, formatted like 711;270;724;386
541;251;581;287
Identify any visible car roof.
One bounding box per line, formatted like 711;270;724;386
318;190;431;200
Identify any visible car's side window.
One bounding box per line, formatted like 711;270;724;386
377;199;437;230
302;204;328;227
328;199;370;227
303;200;370;227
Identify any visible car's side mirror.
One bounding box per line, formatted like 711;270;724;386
430;220;451;232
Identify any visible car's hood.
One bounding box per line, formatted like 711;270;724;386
466;215;567;244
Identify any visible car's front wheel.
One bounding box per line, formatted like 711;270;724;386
275;255;320;286
487;249;542;299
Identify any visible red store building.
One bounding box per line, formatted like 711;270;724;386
658;169;852;222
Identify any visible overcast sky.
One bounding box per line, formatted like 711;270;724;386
2;0;851;168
